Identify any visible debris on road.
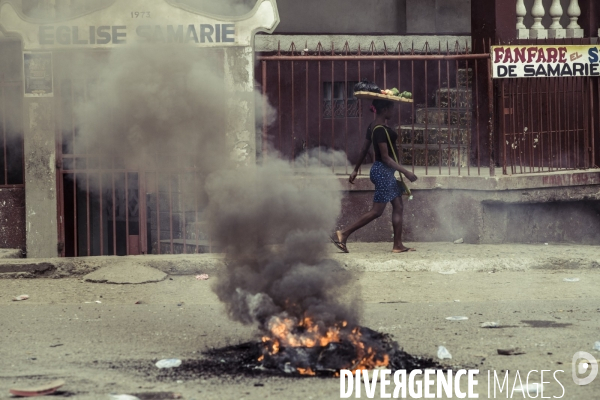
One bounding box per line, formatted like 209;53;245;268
563;278;580;282
497;347;526;356
135;300;145;304
453;238;464;244
481;322;500;328
195;274;209;280
437;346;452;359
439;270;456;275
109;395;140;400
9;379;65;397
130;393;182;400
49;344;64;348
446;316;468;321
12;294;29;301
155;359;182;369
593;341;600;351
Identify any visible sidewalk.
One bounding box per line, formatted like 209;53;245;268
0;242;598;279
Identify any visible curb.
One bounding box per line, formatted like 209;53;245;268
0;251;598;279
0;254;226;279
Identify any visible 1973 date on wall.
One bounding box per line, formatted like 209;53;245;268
131;12;151;18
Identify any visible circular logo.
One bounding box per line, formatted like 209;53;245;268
572;351;598;386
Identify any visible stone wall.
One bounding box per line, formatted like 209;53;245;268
338;171;600;245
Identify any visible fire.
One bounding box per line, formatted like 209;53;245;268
259;313;390;375
297;367;316;376
347;327;390;371
262;315;343;351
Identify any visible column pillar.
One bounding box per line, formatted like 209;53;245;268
548;0;566;39
516;0;529;39
223;46;257;167
23;95;58;258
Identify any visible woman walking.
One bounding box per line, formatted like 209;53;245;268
331;99;417;253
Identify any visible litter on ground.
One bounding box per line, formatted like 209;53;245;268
481;322;499;328
437;346;452;359
155;359;182;369
9;379;65;397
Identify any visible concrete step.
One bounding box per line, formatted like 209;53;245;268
415;108;472;126
436;87;473;108
399;124;470;145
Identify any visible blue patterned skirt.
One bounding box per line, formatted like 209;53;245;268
370;161;404;203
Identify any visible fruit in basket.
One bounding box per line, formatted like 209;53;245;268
380;89;399;96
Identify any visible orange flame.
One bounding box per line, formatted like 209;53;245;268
258;313;390;374
297;367;316;376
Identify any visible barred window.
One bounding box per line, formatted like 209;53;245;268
323;81;359;119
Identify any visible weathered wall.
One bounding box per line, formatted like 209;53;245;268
406;0;471;34
275;0;405;34
0;39;22;79
0;188;26;249
17;0;473;36
338;172;600;246
482;201;600;245
23;97;58;258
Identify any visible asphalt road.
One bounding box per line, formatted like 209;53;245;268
1;269;599;399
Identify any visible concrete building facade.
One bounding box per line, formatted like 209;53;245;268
0;0;599;258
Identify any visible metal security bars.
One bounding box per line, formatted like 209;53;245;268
258;41;495;177
499;76;597;174
56;79;212;257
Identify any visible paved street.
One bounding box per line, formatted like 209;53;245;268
1;248;599;399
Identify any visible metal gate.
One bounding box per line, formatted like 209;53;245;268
258;40;599;176
56;79;212;257
499;76;598;174
257;41;496;177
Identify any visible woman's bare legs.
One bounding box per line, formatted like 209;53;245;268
336;202;387;244
391;196;415;252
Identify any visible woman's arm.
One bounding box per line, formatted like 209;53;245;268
377;142;418;182
349;138;372;184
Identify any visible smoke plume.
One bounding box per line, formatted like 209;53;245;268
73;44;361;336
206;156;361;330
